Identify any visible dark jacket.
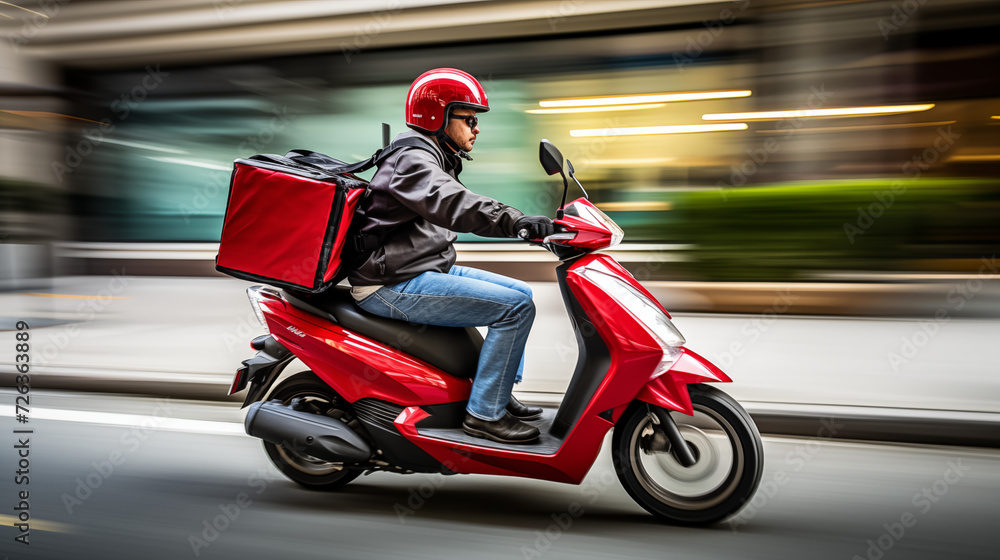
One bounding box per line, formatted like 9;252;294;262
348;130;524;287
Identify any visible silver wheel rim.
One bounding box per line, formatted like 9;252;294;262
629;404;744;510
274;392;347;476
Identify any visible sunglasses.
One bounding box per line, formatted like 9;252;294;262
453;114;478;129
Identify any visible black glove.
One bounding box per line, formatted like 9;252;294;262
514;215;554;240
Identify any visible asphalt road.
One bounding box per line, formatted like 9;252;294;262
1;392;997;560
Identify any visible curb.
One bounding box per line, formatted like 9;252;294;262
743;402;1000;449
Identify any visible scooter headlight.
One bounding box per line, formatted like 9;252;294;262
581;268;685;348
576;203;624;249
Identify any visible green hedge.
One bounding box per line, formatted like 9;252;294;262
653;179;1000;281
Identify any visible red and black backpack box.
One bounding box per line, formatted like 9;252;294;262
216;153;367;293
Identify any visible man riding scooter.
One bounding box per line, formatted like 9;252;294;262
348;68;555;444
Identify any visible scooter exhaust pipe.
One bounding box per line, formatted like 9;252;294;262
244;400;371;463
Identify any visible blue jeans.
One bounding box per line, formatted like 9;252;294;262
355;265;534;421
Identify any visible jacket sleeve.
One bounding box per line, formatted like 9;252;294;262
383;149;525;238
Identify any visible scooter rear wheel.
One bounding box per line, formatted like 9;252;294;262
612;384;763;525
261;371;363;491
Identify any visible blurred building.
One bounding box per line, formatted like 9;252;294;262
1;0;998;282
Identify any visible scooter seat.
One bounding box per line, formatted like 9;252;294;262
283;287;482;379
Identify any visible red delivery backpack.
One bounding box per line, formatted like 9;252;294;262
216;136;435;293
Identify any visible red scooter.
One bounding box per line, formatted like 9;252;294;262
229;140;763;525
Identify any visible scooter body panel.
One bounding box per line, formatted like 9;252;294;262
636;348;733;416
561;253;733;418
395;406;614;484
257;292;474;406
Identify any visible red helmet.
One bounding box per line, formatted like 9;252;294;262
405;68;489;133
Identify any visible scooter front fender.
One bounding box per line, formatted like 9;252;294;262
635;347;731;416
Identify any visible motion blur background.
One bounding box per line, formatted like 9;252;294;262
1;1;998;559
2;0;998;283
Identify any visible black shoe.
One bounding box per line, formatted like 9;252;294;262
462;412;540;444
506;395;543;421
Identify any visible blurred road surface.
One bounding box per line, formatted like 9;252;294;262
0;392;997;560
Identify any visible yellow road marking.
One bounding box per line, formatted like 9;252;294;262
0;0;49;18
0;110;106;125
0;514;75;533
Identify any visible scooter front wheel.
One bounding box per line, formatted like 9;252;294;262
612;384;763;525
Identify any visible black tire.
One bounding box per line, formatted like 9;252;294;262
612;384;763;525
261;371;363;491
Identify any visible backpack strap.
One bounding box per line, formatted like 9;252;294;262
282;149;375;175
284;136;442;177
247;153;315;169
283;149;348;170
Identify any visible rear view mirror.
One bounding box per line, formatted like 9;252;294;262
540;139;571;219
539;140;564;176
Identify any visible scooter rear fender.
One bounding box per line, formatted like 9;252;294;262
635;347;731;416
